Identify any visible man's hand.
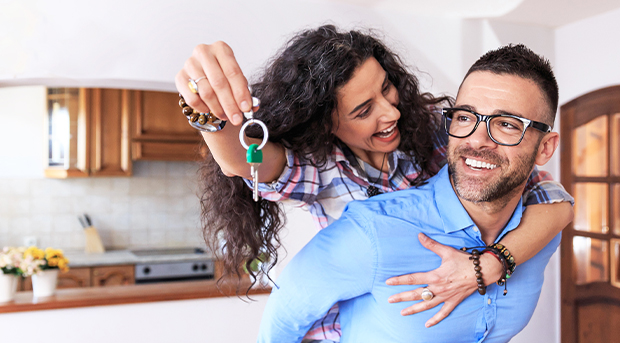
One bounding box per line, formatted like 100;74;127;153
386;233;502;327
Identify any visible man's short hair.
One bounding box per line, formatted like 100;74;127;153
463;44;559;125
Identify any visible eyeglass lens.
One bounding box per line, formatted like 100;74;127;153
445;109;525;145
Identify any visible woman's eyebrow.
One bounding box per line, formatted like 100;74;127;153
348;99;372;116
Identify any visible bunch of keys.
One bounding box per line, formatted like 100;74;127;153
239;97;268;202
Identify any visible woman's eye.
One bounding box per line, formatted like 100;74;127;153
357;107;371;119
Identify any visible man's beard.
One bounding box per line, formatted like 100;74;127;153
447;145;537;204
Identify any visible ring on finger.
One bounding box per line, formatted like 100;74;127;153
188;76;207;94
421;288;434;301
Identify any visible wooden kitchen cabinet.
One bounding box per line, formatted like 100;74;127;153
20;267;92;291
45;88;132;178
130;90;205;161
19;265;134;291
91;265;135;287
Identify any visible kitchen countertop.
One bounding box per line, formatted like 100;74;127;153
64;248;216;267
0;278;270;313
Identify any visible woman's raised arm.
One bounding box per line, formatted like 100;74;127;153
175;42;286;181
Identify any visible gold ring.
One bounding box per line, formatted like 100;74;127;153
421;288;434;301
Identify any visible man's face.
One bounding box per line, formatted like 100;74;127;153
447;71;549;203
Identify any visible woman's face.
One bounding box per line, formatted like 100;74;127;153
332;57;401;166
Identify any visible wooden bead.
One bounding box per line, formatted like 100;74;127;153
182;106;193;116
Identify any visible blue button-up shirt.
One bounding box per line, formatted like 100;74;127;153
258;166;561;343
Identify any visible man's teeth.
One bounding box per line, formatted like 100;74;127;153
376;123;397;137
465;158;497;170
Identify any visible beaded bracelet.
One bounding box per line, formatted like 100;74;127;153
469;249;486;295
482;249;509;295
488;243;516;275
178;94;226;132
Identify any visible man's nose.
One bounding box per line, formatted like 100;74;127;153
467;121;496;149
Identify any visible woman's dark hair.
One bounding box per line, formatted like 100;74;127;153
199;25;450;292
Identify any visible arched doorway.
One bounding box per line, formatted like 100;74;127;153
560;85;620;343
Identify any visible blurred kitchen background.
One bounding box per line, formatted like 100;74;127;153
1;0;620;342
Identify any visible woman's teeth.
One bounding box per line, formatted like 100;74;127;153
465;158;497;170
375;122;397;138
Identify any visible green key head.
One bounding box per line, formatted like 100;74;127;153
246;143;263;163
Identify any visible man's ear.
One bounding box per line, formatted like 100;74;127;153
535;132;560;166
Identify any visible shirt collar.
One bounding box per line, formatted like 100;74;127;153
433;165;524;238
337;142;412;180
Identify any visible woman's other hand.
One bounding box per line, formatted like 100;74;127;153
175;42;253;126
385;233;502;328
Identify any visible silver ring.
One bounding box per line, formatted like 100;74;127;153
239;119;269;150
188;76;207;94
194;76;207;83
421;288;434;301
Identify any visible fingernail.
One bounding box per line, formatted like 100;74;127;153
388;297;395;303
425;323;431;328
240;101;250;112
419;233;428;241
386;279;395;285
232;114;242;125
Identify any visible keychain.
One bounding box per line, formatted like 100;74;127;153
239;97;268;201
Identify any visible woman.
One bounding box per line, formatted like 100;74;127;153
176;25;573;339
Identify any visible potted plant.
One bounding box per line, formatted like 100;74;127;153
23;246;70;297
0;247;26;302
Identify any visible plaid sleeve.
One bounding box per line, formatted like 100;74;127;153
244;147;321;205
430;128;449;174
523;167;574;206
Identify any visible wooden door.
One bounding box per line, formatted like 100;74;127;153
560;86;620;343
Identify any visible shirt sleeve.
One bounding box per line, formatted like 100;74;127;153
523;167;575;206
256;209;377;343
244;147;322;206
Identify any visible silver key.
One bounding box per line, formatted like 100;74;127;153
250;163;260;201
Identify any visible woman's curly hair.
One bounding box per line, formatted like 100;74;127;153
199;25;451;292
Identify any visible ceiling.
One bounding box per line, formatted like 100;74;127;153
325;0;620;27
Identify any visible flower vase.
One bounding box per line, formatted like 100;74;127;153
32;269;59;297
0;273;19;303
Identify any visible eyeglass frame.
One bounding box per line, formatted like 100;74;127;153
441;107;552;146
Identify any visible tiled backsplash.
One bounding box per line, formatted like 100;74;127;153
0;161;205;250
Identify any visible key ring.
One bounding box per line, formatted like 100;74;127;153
239;97;268;150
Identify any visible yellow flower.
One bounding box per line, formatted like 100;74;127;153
24;246;45;260
57;258;70;272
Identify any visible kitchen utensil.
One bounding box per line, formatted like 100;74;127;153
79;214;105;254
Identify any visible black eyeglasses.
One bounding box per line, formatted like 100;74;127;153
442;107;552;146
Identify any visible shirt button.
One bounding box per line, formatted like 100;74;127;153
473;227;479;232
488;298;492;305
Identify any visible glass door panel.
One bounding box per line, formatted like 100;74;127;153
612;113;619;176
614;184;620;236
612;239;620;288
573;115;608;177
574;236;609;285
574;183;609;233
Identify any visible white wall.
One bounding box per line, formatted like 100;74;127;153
556;6;620;105
0;0;583;342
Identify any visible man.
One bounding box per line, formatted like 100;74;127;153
257;44;565;343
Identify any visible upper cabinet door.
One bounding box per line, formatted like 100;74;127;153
45;88;132;178
130;90;205;161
